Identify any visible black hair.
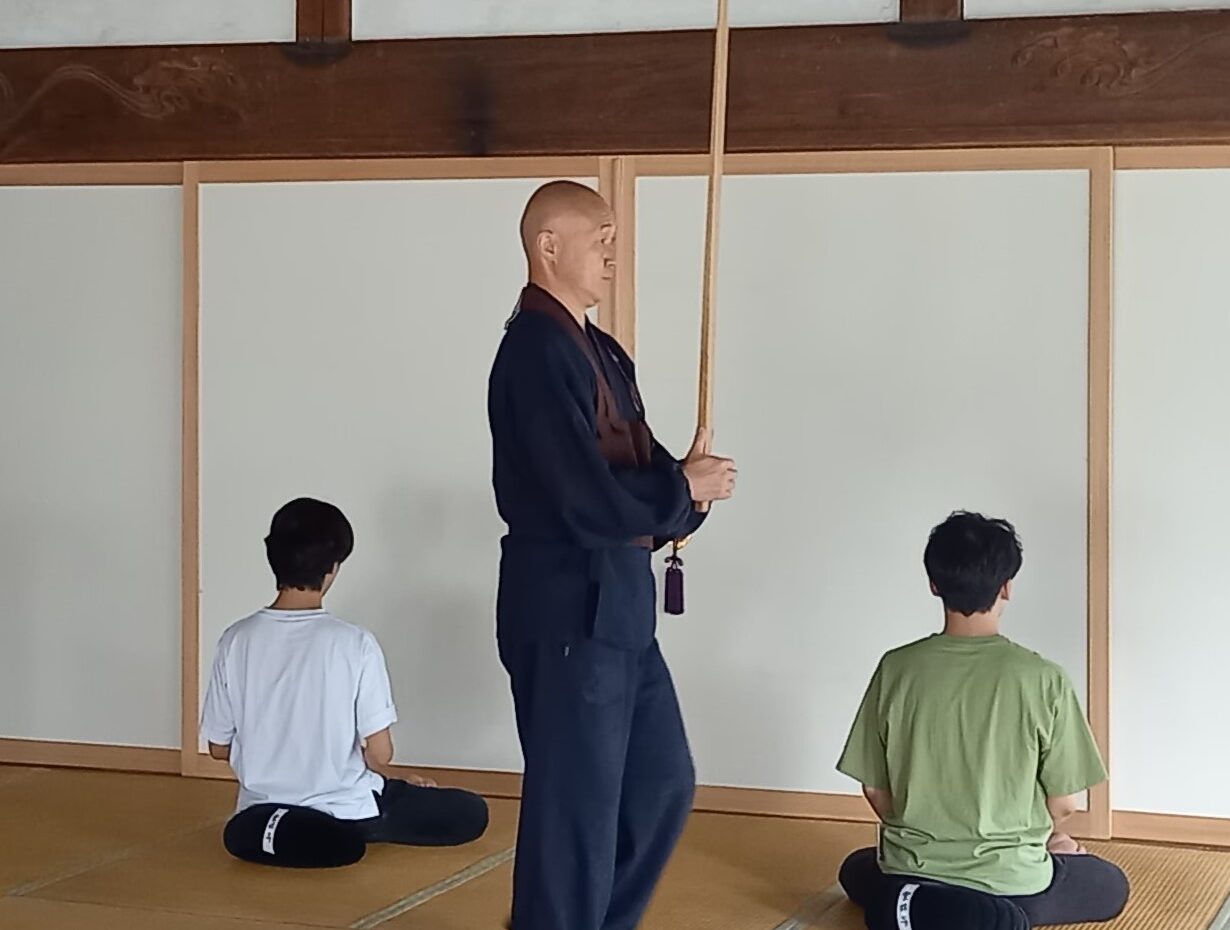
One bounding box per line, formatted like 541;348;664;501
265;498;354;591
923;511;1023;616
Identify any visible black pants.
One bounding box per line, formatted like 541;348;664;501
840;847;1131;928
499;636;696;930
223;779;489;868
358;778;489;846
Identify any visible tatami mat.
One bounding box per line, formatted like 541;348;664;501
384;831;1230;930
6;765;1230;930
26;796;519;928
1072;842;1230;930
0;766;235;895
0;896;323;930
385;813;876;930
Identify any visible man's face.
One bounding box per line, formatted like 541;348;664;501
549;207;616;309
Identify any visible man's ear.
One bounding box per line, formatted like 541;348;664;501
536;229;558;263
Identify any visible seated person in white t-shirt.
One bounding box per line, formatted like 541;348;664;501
200;497;489;868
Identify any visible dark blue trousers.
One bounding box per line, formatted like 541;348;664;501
499;636;695;930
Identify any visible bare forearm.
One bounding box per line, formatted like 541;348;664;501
363;727;395;777
363;747;394;777
864;786;894;822
1047;793;1079;828
208;742;231;762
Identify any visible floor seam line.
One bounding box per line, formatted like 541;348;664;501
771;883;846;930
5;815;230;897
348;847;515;930
1;895;334;929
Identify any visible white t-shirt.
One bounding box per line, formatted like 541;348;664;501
200;608;398;820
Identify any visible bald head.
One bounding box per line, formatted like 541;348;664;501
520;181;611;257
520;180;616;314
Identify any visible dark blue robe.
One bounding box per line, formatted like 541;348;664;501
488;284;705;930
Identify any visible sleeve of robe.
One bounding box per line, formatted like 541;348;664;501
595;332;709;547
613;440;708;551
507;333;698;547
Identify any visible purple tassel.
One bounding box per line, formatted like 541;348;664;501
664;553;685;615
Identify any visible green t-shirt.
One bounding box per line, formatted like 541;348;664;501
836;634;1106;896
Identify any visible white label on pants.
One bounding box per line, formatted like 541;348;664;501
262;807;290;855
896;883;919;930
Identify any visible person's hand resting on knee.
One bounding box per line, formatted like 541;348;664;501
1047;833;1087;855
362;728;438;788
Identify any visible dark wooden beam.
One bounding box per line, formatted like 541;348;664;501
296;0;324;44
4;10;1230;163
900;0;964;22
321;0;353;44
297;0;351;45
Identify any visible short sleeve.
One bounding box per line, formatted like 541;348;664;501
199;643;236;746
1038;670;1107;797
837;660;890;791
356;632;398;739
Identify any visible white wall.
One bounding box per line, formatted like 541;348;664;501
194;169;1092;795
196;178;589;770
353;1;897;40
0;185;181;748
1112;168;1230;818
637;171;1092;794
967;0;1226;17
8;164;1228;823
0;0;295;48
8;0;1218;50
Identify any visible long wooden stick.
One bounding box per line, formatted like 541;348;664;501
684;0;731;522
697;0;731;435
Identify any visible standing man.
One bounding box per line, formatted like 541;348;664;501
488;180;737;930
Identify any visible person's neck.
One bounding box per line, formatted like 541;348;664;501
270;588;325;611
528;273;589;325
942;609;1001;638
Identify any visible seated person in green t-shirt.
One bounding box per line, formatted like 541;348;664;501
836;512;1129;927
